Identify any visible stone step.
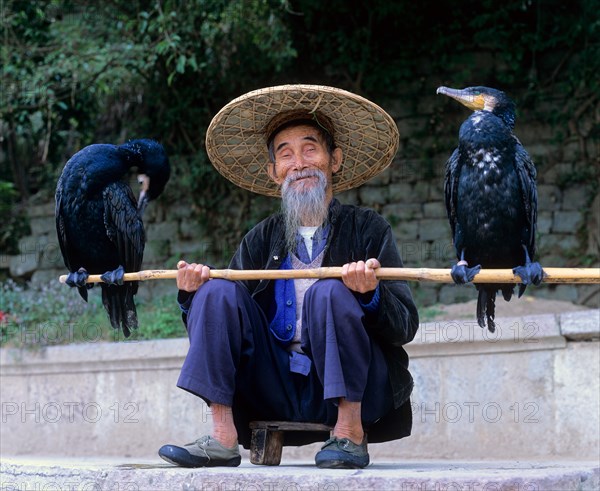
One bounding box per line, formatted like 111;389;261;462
1;457;599;491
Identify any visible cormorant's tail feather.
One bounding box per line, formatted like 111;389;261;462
476;284;517;333
77;286;88;302
486;291;496;333
101;284;138;338
476;288;487;329
101;285;121;332
502;285;515;302
476;286;497;333
123;283;138;336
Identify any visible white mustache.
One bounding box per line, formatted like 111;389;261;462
283;169;323;187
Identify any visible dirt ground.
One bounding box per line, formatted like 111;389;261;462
424;295;593;321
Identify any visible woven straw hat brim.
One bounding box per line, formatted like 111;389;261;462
205;84;399;197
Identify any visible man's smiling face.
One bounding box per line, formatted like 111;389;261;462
268;124;342;199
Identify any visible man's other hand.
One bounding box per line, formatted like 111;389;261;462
341;258;380;294
176;260;211;292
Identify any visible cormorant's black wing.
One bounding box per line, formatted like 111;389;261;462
55;175;74;272
102;182;145;278
444;147;460;239
513;137;538;257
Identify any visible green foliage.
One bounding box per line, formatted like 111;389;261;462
288;0;598;100
133;294;186;340
0;181;30;254
1;0;297;251
1;1;148;198
418;305;446;322
0;279;184;347
142;0;296;88
2;0;597;195
1;0;598;324
0;279;105;347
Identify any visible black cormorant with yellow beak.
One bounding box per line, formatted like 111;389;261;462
437;86;544;332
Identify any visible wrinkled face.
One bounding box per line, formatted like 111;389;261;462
267;124;342;200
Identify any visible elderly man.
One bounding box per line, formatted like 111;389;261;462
159;85;419;469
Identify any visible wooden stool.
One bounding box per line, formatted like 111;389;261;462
249;421;333;465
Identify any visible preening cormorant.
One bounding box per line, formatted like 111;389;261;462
55;139;170;337
437;86;544;332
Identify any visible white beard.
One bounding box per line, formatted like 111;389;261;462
281;169;329;254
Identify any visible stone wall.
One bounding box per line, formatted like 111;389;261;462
1;89;598;308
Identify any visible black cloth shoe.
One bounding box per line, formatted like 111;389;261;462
158;435;241;467
315;436;369;469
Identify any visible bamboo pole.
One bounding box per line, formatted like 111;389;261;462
58;267;600;285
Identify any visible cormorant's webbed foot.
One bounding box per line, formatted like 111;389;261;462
100;265;125;285
65;267;90;288
513;246;546;297
513;262;545;286
451;250;481;284
451;262;482;284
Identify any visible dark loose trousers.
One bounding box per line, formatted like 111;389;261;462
177;278;393;448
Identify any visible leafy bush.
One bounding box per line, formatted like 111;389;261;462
134;294;187;341
0;279;184;348
0;181;30;255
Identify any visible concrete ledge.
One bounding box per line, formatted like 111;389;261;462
1;457;599;491
4;310;597;371
560;310;600;340
409;313;567;358
0;338;187;376
1;310;598;461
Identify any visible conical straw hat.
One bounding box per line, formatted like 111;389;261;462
205;84;399;197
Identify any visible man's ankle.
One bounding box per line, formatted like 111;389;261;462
210;403;238;448
331;429;364;445
334;398;364;444
212;428;238;448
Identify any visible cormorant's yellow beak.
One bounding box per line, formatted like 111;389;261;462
437;86;486;111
